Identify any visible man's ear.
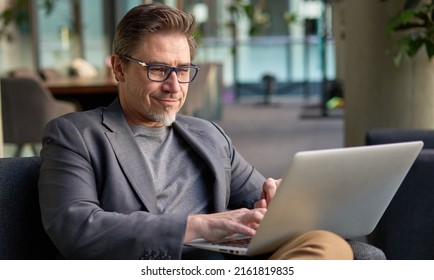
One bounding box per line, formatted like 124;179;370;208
111;55;126;82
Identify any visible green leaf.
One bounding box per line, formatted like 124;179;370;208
393;47;406;66
406;38;424;57
387;1;434;65
41;0;56;15
404;0;423;9
243;4;255;20
425;40;434;58
386;7;426;33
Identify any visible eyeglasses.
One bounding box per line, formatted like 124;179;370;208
124;56;199;83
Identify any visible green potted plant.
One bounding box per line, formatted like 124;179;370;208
385;0;434;65
0;0;56;42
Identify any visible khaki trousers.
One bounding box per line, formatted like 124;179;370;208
269;230;353;260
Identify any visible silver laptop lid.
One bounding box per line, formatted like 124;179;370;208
247;141;423;256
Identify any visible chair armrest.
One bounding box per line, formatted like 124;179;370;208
366;128;434;149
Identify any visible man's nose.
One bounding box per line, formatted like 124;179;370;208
162;71;181;92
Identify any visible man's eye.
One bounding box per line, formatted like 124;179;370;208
150;66;168;74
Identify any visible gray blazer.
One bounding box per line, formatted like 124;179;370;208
38;99;265;259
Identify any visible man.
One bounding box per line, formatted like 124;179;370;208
38;3;380;260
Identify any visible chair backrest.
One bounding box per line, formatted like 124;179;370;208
367;128;434;149
366;129;434;259
0;156;59;259
1;77;53;143
8;69;42;80
39;68;63;81
1;76;76;144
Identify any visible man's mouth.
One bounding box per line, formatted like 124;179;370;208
155;97;179;107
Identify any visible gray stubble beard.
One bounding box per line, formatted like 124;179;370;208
148;108;177;127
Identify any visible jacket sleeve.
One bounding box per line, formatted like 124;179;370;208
209;121;266;210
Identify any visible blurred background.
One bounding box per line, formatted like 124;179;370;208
0;0;335;100
3;1;434;261
1;0;433;177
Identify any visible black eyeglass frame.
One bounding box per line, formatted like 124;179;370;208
123;56;199;83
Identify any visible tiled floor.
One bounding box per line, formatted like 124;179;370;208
217;95;344;179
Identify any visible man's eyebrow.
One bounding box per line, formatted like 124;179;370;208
146;60;192;66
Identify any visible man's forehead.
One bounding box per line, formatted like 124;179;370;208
134;33;191;61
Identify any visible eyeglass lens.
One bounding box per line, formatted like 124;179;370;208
148;65;197;83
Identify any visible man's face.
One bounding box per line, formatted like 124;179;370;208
112;33;191;127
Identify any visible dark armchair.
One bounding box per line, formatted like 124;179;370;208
0;156;59;259
366;128;434;259
0;156;385;260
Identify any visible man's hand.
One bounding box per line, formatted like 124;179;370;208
183;208;266;243
254;178;282;209
183;178;281;243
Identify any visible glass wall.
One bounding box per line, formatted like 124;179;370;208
0;0;334;91
81;0;106;69
0;0;148;76
37;0;110;75
38;0;83;75
186;0;335;98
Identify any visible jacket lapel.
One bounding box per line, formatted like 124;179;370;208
102;100;159;214
173;120;228;212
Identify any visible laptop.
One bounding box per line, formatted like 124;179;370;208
185;141;423;256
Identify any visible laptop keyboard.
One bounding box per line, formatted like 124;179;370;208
212;236;252;248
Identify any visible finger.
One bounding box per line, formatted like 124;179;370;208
204;209;266;241
243;208;265;226
223;220;257;237
254;198;267;209
269;179;283;203
263;178;278;204
246;209;266;230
